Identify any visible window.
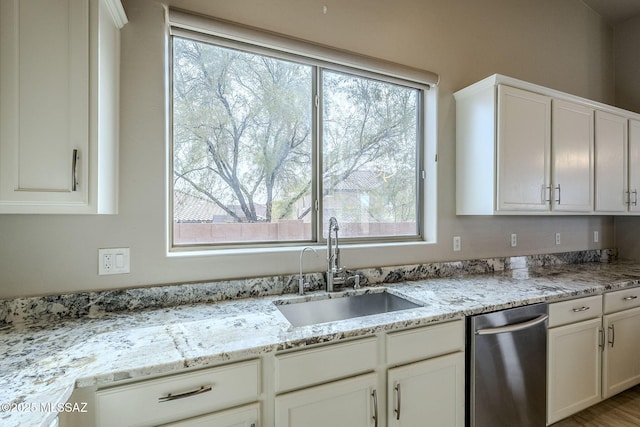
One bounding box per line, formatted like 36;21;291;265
169;12;435;249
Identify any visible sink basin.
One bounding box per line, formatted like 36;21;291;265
275;291;421;327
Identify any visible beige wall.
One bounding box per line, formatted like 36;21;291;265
0;0;617;298
614;13;640;114
611;13;640;261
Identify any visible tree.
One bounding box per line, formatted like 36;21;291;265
172;36;420;241
173;37;312;223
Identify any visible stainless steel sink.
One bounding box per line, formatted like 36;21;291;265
275;291;421;327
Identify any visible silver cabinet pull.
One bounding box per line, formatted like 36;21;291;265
158;385;212;402
623;295;638;301
633;190;639;206
71;149;79;191
475;314;548;335
555;184;561;204
371;389;378;427
608;324;615;348
572;306;590;312
544;185;552;203
599;328;604;350
394;383;401;420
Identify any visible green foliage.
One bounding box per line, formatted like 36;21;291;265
173;36;419;235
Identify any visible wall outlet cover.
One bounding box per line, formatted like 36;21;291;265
99;248;130;275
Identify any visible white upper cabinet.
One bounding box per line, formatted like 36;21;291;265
595;111;628;213
0;0;126;214
552;100;594;212
455;74;640;216
597;117;640;214
629;120;640;212
496;85;551;212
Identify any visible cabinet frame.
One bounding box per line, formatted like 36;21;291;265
0;0;125;214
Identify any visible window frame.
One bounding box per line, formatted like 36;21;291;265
167;11;437;253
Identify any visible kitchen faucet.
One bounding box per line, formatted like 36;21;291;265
298;246;319;295
325;217;359;292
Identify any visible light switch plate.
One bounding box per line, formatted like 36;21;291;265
99;248;130;275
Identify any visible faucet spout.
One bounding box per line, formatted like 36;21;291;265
299;246;319;295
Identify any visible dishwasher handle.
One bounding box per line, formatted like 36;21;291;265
475;314;548;335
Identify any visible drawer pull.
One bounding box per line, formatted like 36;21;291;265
371;389;379;427
394;383;402;420
623;295;638;301
158;385;212;402
572;306;590;312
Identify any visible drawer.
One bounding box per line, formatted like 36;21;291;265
604;287;640;314
275;337;377;393
386;319;464;366
548;295;603;328
95;359;260;427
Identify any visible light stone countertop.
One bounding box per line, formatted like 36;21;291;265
2;257;640;427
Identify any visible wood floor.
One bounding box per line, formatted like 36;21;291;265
552;385;640;427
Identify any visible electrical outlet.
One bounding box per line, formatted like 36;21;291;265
511;233;517;247
453;236;461;252
593;231;599;243
99;248;130;275
555;232;561;245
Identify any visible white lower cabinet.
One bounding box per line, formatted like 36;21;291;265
161;403;260;427
94;360;260;427
547;295;603;425
274;319;465;427
275;373;378;427
602;305;640;398
387;352;465;427
547;318;602;424
547;288;640;425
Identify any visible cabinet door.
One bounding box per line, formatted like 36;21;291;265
497;85;551;211
547;318;602;424
387;352;464;427
602;307;640;398
161;403;259;427
275;373;377;427
0;0;89;204
595;110;628;212
551;100;594;212
629;120;640;212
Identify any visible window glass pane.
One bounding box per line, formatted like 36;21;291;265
172;37;313;245
322;70;419;239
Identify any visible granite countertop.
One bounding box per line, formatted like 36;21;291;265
2;255;640;427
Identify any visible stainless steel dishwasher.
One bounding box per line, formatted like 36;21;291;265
467;303;548;427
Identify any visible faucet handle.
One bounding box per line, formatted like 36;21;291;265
352;274;361;289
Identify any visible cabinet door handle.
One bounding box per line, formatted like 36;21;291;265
544;185;552;203
371;389;378;427
599;328;604;349
394;383;402;420
633;190;639;206
623;295;638;301
572;306;590;312
158;385;212;402
555;184;561;204
608;324;615;348
71;149;79;191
